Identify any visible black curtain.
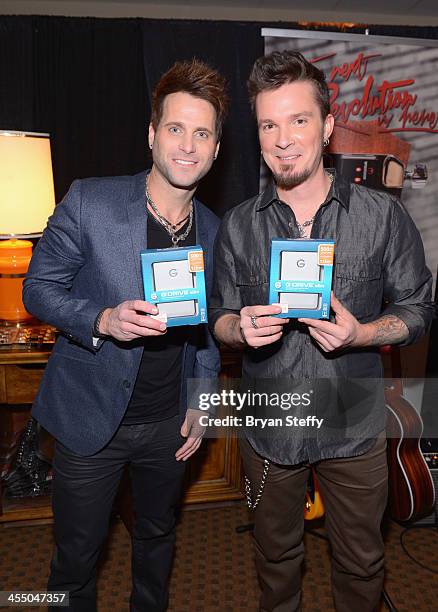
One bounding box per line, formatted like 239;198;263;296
0;16;149;203
0;15;263;216
141;20;263;216
1;15;437;216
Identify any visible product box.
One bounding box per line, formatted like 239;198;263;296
269;238;335;319
141;245;207;327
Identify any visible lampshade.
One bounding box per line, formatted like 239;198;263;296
0;131;56;321
0;131;56;237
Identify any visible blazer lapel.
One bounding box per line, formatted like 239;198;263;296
195;199;209;262
194;200;213;291
126;171;148;298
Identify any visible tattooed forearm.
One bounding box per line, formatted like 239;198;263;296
368;315;409;346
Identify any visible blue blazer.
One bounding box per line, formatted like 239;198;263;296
23;171;221;456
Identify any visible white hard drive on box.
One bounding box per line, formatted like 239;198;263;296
152;259;197;317
279;250;322;310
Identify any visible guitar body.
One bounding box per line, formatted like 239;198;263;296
302;391;435;523
304;469;325;520
386;388;435;522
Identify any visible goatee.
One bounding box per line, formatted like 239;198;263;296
273;167;312;190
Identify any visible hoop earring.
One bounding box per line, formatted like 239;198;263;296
323;138;330;148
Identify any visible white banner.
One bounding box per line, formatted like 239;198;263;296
263;29;438;287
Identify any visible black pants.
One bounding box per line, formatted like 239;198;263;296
239;434;388;612
47;415;186;612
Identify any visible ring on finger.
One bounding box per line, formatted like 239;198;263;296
250;314;259;329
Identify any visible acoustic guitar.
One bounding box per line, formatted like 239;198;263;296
383;342;435;522
385;381;435;522
303;384;436;524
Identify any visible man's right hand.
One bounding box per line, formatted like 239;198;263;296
98;300;167;341
239;305;289;348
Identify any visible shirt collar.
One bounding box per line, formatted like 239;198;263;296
255;170;350;212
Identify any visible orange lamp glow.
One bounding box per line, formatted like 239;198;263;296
0;240;33;320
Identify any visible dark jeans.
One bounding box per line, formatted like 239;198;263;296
239;433;388;612
47;415;186;612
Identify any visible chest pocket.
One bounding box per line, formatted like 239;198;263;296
236;274;269;307
334;256;383;321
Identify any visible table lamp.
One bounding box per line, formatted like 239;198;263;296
0;131;56;321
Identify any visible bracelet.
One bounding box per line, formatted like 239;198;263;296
93;308;109;338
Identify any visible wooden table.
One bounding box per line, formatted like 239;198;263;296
0;336;244;524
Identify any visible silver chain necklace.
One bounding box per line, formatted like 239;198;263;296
295;173;334;238
146;177;193;247
296;217;315;238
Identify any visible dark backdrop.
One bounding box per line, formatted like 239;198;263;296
0;15;262;217
141;19;262;214
0;17;149;206
0;15;436;216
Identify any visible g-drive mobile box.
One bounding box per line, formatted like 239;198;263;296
141;245;207;327
269;238;335;319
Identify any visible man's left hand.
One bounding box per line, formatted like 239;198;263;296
175;408;206;461
298;292;371;352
